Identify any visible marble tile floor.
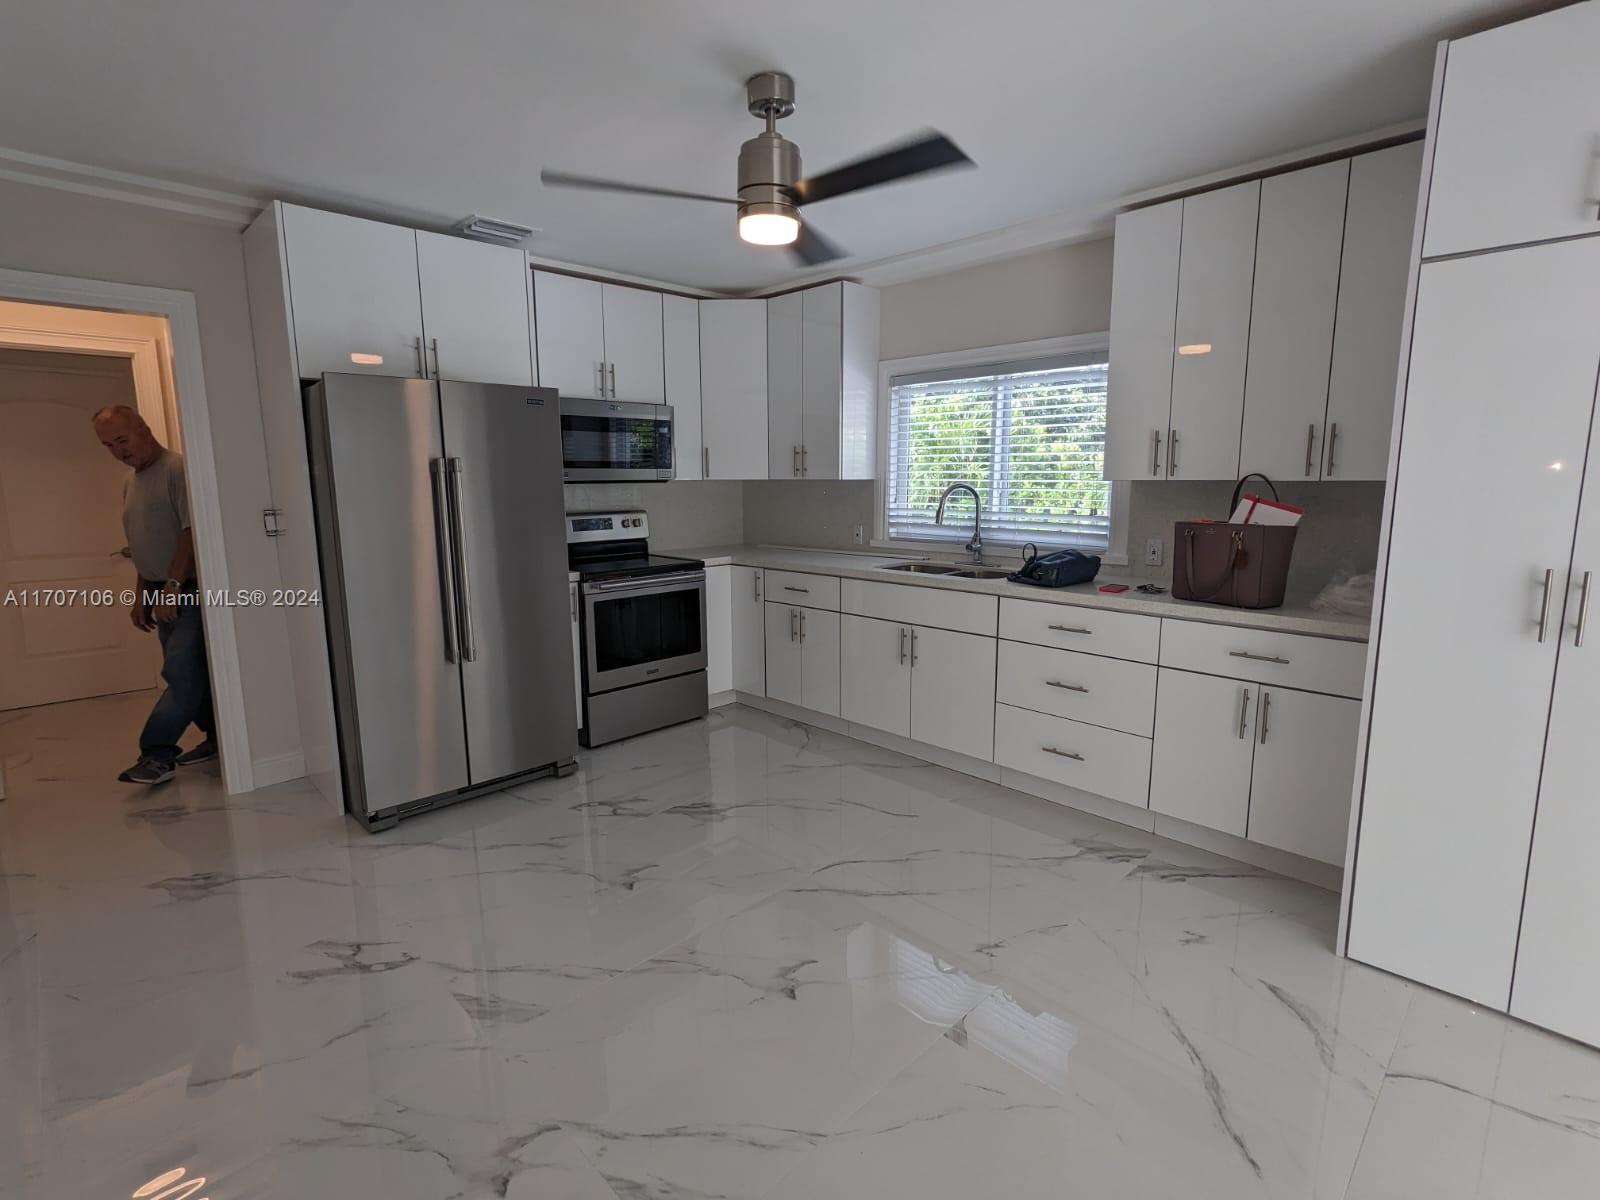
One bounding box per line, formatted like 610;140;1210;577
2;691;1599;1199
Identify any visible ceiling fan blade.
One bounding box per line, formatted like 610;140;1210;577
792;131;972;206
790;221;847;267
540;169;738;206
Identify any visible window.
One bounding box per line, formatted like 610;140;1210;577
885;345;1114;552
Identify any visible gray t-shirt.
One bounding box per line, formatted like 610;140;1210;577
123;449;191;582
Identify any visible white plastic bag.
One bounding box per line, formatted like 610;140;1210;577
1311;570;1375;617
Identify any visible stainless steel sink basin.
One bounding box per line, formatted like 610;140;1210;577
882;562;962;575
950;567;1013;579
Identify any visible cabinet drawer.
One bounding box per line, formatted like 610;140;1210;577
999;598;1160;663
841;578;998;635
996;640;1156;736
994;704;1152;809
1158;620;1365;698
764;570;840;610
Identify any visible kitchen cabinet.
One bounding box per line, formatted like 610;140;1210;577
1168;180;1259;480
1422;2;1600;258
994;704;1153;810
1238;161;1349;480
1150;669;1256;837
1245;687;1359;865
664;294;703;479
840;615;912;737
994;640;1157;737
532;272;665;402
908;625;997;761
768;291;804;477
700;299;769;479
1104;199;1181;480
731;566;766;697
764;602;840;716
415;231;533;387
569;580;582;729
766;282;879;479
705;565;732;695
601;284;665;403
1323;142;1425;480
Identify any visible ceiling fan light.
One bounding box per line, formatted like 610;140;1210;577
738;206;800;246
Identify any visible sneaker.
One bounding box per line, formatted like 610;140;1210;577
118;756;175;786
176;740;218;767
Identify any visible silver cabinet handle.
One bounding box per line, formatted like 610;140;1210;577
783;585;809;594
1042;746;1084;762
1151;428;1163;477
753;572;762;602
445;458;476;662
793;445;800;477
800;608;806;643
1538;568;1557;642
1304;423;1316;477
801;445;808;476
1229;650;1289;664
1259;689;1272;745
413;336;426;378
1577;570;1593;648
1168;430;1180;477
910;628;919;667
1045;680;1089;693
428;337;440;379
608;362;617;398
569;582;577;622
703;445;710;477
899;626;908;665
429;459;460;663
1237;686;1251;740
1048;623;1093;635
1325;422;1339;477
789;608;798;642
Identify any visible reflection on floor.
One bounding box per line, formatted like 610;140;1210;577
1;693;1598;1198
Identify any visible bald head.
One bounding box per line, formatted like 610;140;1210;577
93;405;164;471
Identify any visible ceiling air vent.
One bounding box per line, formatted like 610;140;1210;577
452;214;539;245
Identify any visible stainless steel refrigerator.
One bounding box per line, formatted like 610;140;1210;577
306;373;577;830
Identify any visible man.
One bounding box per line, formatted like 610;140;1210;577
92;405;215;785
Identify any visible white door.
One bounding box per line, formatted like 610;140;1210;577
532;271;605;399
704;564;732;695
568;581;582;729
1150;670;1255;837
700;299;768;479
731;566;765;697
908;625;996;761
601;284;664;404
1512;391;1600;1047
801;282;844;480
1105;199;1181;480
1423;3;1600;258
1168;181;1259;480
767;292;804;478
0;352;161;709
1239;161;1349;480
281;205;424;379
764;602;802;706
1324;142;1425;480
1349;238;1600;1009
664;294;703;479
1245;687;1360;865
797;607;841;717
415;232;533;386
840;614;911;737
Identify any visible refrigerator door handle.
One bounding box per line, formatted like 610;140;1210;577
446;457;478;661
429;458;460;663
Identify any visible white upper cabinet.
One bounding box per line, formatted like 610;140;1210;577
533;272;605;398
700;298;769;479
415;232;533;386
1239;161;1349;480
1168;181;1259;480
1105;199;1181;480
279;205;425;380
1423;2;1600;258
767;291;804;478
1324;142;1425;480
601;284;665;403
663;294;703;479
801;283;845;479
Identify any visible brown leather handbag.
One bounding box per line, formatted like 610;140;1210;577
1171;474;1298;610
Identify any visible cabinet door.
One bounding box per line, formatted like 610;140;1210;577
1168;181;1259;480
801;282;844;479
1423;3;1600;258
569;581;582;729
705;564;733;695
664;294;703;479
1149;670;1255;837
767;292;804;478
1324;142;1424;481
1105;199;1180;480
840;614;911;737
764;602;803;706
601;284;665;403
731;566;766;697
700;299;769;479
1349;239;1600;1009
1239;161;1349;480
798;607;841;717
909;626;997;761
1245;688;1359;865
415;232;533;386
280;205;423;379
532;272;605;398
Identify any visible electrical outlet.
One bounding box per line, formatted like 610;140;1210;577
853;524;864;546
1144;537;1164;566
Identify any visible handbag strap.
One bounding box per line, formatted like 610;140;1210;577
1184;527;1245;603
1230;472;1279;516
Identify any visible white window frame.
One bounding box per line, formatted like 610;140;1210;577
873;333;1128;565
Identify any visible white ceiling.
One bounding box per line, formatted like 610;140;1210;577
0;0;1529;292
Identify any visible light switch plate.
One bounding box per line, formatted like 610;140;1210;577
1145;537;1163;566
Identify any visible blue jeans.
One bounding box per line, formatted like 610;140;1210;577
139;604;215;765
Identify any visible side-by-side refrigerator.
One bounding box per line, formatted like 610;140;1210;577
306;373;577;830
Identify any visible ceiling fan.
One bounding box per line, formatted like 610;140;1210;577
540;71;973;266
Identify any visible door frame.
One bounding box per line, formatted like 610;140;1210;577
0;266;254;794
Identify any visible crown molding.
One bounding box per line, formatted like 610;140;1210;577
0;145;263;225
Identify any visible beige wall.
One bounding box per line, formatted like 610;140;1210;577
0;179;299;772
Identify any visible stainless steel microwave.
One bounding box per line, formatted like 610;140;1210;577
559;398;674;482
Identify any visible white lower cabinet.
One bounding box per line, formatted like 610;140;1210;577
705;565;732;695
909;626;997;761
1150;670;1256;837
993;704;1152;809
569;581;582;730
840;615;911;737
995;640;1157;737
731;566;766;697
1246;687;1359;865
764;602;839;716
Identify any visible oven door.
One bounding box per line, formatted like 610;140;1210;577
561;397;674;482
582;571;707;693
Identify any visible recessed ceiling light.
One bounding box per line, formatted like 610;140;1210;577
1177;343;1212;356
349;352;383;365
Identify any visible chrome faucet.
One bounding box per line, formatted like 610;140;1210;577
935;482;984;564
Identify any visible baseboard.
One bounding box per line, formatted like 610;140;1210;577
709;689;738;709
846;724;1002;783
999;767;1158;834
250;749;307;789
735;693;850;735
1152;813;1343;892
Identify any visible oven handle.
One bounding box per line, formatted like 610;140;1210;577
584;571;706;594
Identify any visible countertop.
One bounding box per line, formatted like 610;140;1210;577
661;544;1370;642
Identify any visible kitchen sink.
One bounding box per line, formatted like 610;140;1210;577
882;562;962;574
950;567;1013;579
